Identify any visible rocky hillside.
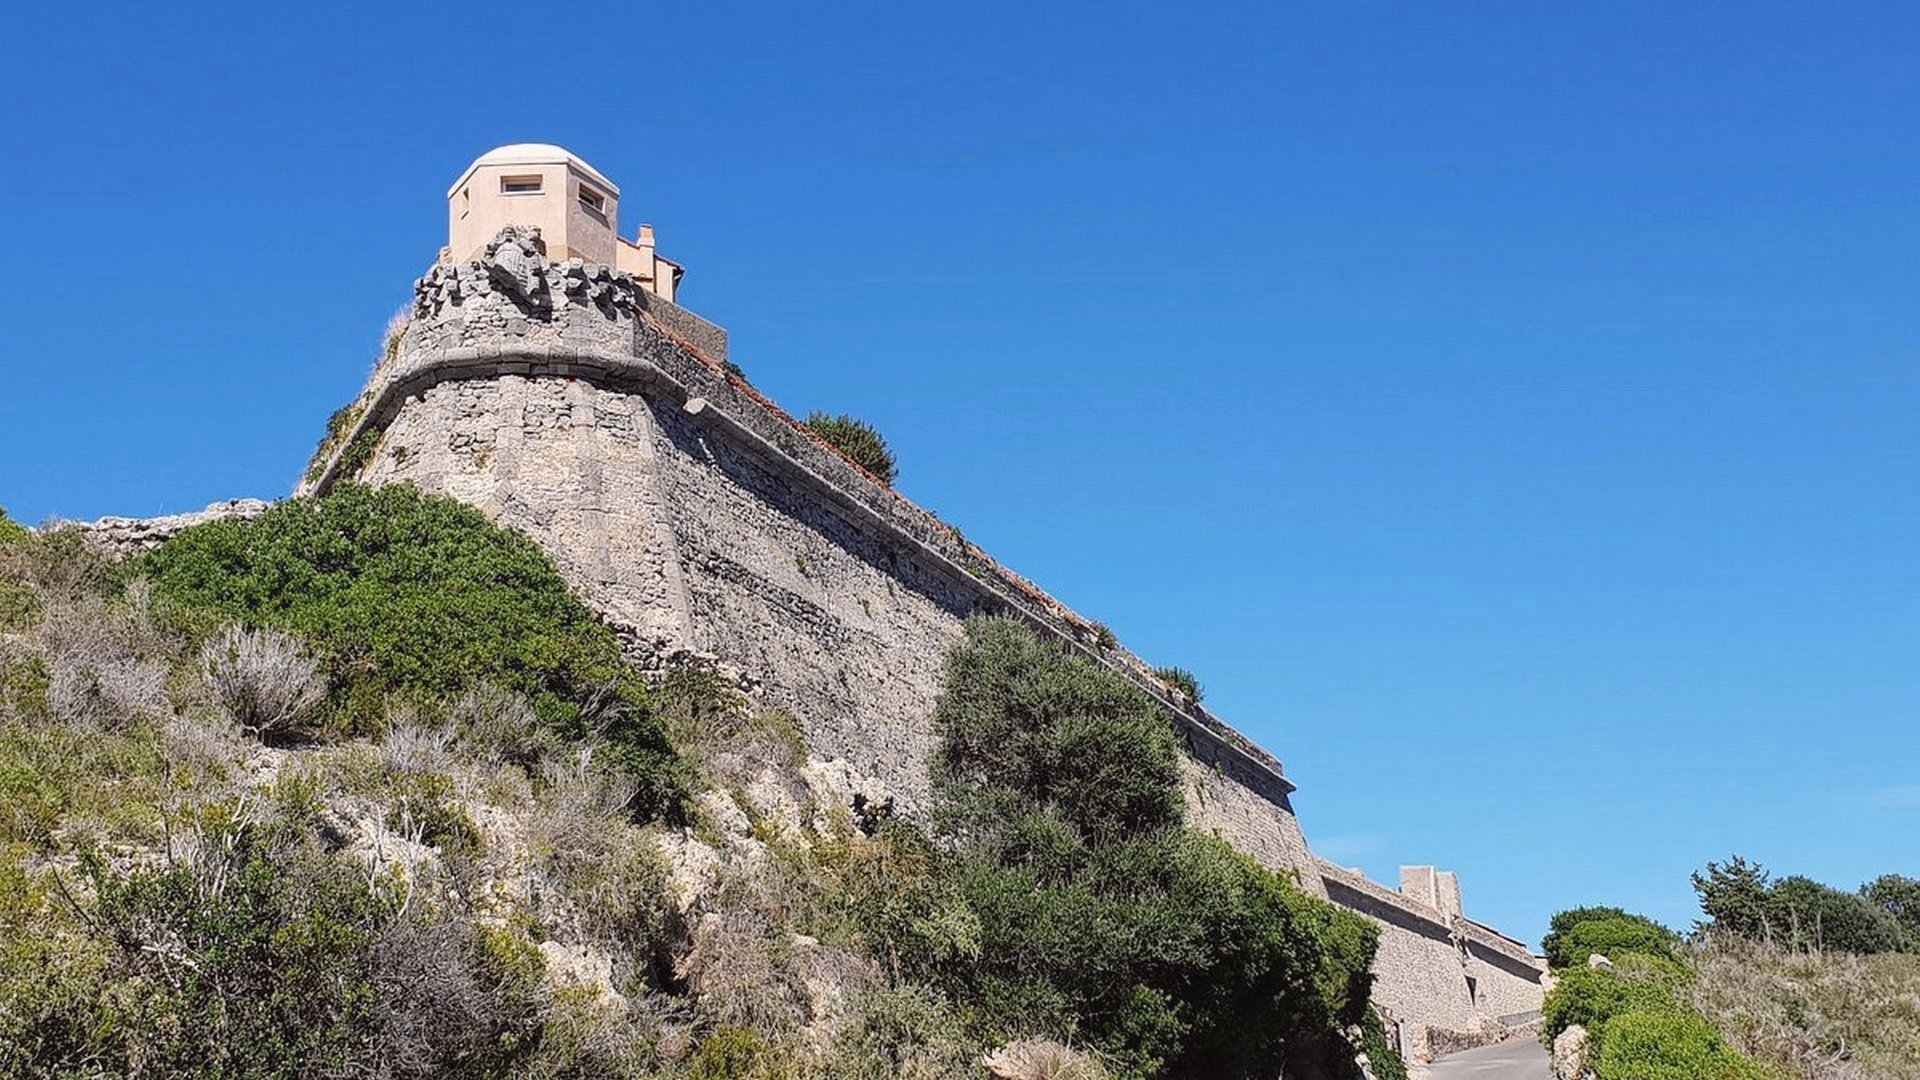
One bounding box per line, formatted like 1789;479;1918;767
0;489;1405;1080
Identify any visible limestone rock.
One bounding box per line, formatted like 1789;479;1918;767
1587;952;1614;970
1551;1024;1590;1080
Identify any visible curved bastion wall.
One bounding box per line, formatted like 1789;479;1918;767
299;227;1319;885
292;226;1545;1054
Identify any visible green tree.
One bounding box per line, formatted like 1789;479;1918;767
1692;857;1772;939
1861;874;1920;947
1768;876;1904;954
802;412;898;485
1550;917;1678;971
924;618;1386;1079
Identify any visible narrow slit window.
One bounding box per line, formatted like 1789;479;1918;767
501;175;542;194
578;185;606;218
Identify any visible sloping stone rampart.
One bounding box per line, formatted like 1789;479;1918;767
287;229;1547;1041
303;236;1318;885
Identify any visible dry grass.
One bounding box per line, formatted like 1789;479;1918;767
1687;938;1920;1080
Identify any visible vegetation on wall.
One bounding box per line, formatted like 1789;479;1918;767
802;412;897;486
1151;665;1202;704
921;618;1392;1079
303;400;367;484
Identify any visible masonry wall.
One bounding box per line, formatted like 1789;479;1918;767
303;229;1547;1049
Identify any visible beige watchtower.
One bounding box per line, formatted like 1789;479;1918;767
446;143;683;302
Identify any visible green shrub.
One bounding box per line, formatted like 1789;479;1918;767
1593;1009;1765;1080
689;1026;779;1080
1767;875;1905;954
1541;966;1685;1048
1152;666;1202;703
1553;916;1679;970
1861;873;1920;946
86;816;396;1076
1694;857;1908;954
139;483;681;818
925;618;1393;1080
0;508;28;547
802;412;897;485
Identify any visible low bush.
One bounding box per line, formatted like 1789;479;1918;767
802;412;897;485
1541;965;1685;1048
1593;1009;1766;1080
1688;936;1920;1080
0;508;28;546
1540;906;1767;1080
140;483;682;818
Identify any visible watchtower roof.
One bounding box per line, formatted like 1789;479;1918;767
447;143;620;199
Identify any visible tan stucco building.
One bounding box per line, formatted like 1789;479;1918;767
446;143;683;302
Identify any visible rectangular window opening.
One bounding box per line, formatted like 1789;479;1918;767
578;185;606;218
501;175;543;195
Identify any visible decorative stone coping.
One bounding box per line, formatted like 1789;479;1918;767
306;311;1297;798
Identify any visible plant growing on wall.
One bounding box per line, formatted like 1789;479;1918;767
803;412;897;486
1153;666;1202;704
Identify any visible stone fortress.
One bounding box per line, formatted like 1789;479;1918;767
270;143;1545;1060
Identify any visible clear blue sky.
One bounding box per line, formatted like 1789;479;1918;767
2;2;1914;946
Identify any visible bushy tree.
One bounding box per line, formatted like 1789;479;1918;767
1861;874;1920;947
1547;916;1679;971
1694;857;1907;954
1767;875;1905;954
924;618;1384;1079
803;412;897;485
1692;857;1773;939
1543;906;1633;967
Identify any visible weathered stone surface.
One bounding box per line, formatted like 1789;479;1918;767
1551;1024;1590;1080
74;498;271;557
287;225;1544;1057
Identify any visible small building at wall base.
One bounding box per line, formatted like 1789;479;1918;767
312;142;1549;1065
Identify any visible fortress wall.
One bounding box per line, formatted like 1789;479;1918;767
1319;861;1546;1056
1463;929;1549;1021
359;365;1315;878
326;239;1321;889
1321;864;1479;1054
307;235;1557;1044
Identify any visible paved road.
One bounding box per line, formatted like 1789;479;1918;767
1424;1038;1552;1080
